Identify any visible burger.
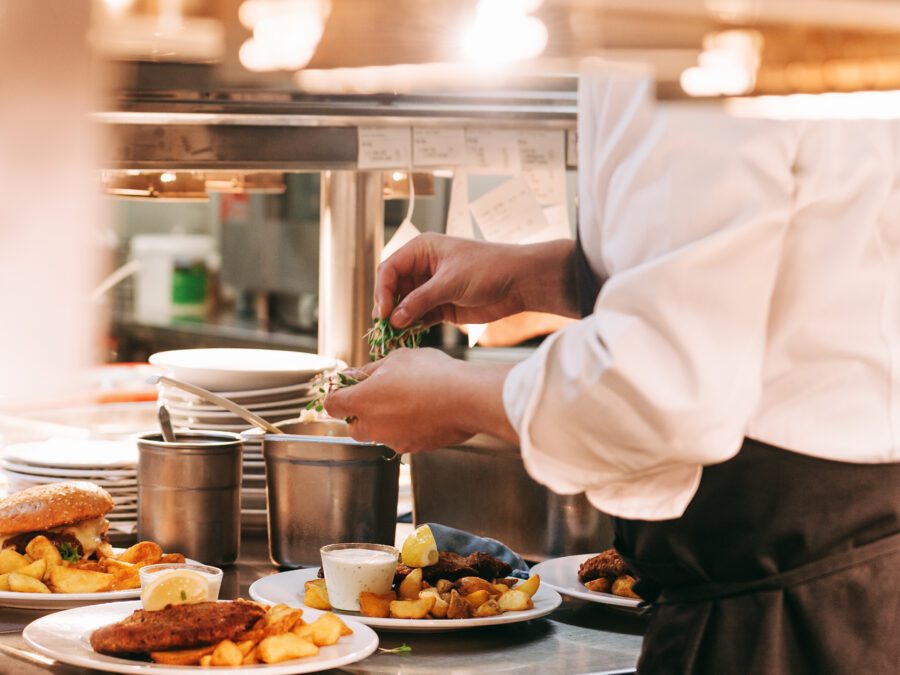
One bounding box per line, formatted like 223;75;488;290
0;482;115;562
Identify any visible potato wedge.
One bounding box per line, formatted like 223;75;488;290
25;536;63;568
158;553;186;564
419;588;449;618
8;573;51;594
199;654;213;667
236;640;257;657
211;639;244;666
475;598;502;617
584;577;612;593
241;647;261;665
398;567;422;600
116;541;162;565
611;575;640;599
16;558;46;581
49;565;113;593
389;595;435;620
498;589;533;612
0;548;29;575
301;613;345;646
258;633;319;664
492;583;510;596
263;608;304;636
453;576;495;596
435;579;453;593
464;589;491;609
358;590;395;618
515;575;540;598
446;590;471;620
304;579;331;610
73;561;106;573
150;645;216;665
0;574;9;591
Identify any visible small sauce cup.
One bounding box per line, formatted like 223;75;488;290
320;543;399;612
138;563;224;602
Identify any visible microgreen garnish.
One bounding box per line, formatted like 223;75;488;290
365;318;427;361
305;372;361;413
57;542;80;564
378;644;412;655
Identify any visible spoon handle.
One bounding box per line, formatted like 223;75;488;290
158;405;176;443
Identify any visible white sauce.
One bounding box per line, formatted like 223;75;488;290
320;547;397;611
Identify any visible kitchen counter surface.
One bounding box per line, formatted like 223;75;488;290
0;536;644;674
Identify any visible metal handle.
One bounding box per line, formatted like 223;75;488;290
150;375;284;435
158;405;176;442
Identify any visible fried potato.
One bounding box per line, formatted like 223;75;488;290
584;577;612;593
611;575;640;599
258;633;319;664
104;559;142;590
358;590;395;618
498;589;533;612
16;558;46;581
0;574;9;591
8;573;50;594
96;542;115;560
475;598;502;617
116;541;162;565
263;608;304;636
446;590;471;620
389;595;435;620
464;589;491;609
241;647;261;665
304;579;331;610
295;613;345;647
73;561;106;573
453;576;495;596
199;654;212;667
210;639;244;667
492;583;510;596
495;578;517;588
49;566;113;593
0;548;29;575
159;553;186;565
419;588;449;618
150;645;216;665
515;575;540;598
25;536;62;568
236;640;256;657
435;579;453;593
398;567;422;600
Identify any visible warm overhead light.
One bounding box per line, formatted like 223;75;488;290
383;172;435;200
238;0;331;72
205;172;286;194
101;171;208;201
462;0;548;66
680;30;762;97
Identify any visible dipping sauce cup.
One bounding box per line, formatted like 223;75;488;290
320;543;399;612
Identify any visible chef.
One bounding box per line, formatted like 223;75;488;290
326;61;900;673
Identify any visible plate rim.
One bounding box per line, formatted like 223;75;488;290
22;599;379;675
529;553;642;608
249;568;562;632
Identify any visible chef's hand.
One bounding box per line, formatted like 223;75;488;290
376;234;579;329
324;348;517;453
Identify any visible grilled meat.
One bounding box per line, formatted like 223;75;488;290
90;600;265;656
577;549;628;583
396;551;513;584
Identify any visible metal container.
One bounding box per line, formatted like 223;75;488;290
137;431;242;565
263;420;399;568
410;435;614;562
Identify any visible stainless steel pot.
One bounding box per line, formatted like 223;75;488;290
410;435;614;561
263;420;399;568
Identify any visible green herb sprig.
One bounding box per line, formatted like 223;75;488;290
57;542;81;564
306;371;360;414
378;644;412;655
365;317;427;361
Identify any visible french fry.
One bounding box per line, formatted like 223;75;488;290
258;633;318;664
150;645;216;665
115;541;162;565
515;575;540;598
49;566;113;593
0;548;29;575
16;558;46;581
358;590;395;618
464;589;491;609
303;579;331;610
8;573;51;594
497;589;533;612
211;639;244;667
24;536;62;569
390;595;435;620
398;567;422;600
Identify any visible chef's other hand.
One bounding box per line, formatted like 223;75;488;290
324;348;516;453
375;234;578;329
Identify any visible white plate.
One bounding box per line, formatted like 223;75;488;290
1;462;136;478
170;407;310;424
158;372;341;401
23;600;379;675
149;349;339;391
529;554;642;609
162;395;316;415
250;568;562;633
1;439;138;469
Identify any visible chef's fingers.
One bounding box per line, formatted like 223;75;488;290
354;358;386;378
374;239;436;319
323;385;356;420
391;274;455;328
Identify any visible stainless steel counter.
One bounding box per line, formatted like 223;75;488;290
0;536;644;674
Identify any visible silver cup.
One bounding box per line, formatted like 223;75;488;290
137;431;242;565
263;420;399;568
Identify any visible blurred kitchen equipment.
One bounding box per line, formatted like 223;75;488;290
410;436;614;562
157;405;176;442
137;431;242;565
130;234;214;322
151;375;284;434
262;419;399;568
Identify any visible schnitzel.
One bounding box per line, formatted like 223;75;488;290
90;600;265;655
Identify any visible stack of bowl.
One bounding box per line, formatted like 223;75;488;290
149;349;342;532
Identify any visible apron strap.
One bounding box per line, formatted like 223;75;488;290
656;530;900;605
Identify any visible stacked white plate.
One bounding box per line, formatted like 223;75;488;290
149;349;343;532
0;439;139;541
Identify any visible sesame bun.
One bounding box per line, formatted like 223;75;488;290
0;482;114;537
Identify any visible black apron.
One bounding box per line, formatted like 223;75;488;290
572;237;900;674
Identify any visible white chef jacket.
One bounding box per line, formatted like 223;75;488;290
503;62;900;521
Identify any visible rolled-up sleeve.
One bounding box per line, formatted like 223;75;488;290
503;64;802;520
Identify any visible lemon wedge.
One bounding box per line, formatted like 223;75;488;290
401;524;439;568
141;570;209;611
